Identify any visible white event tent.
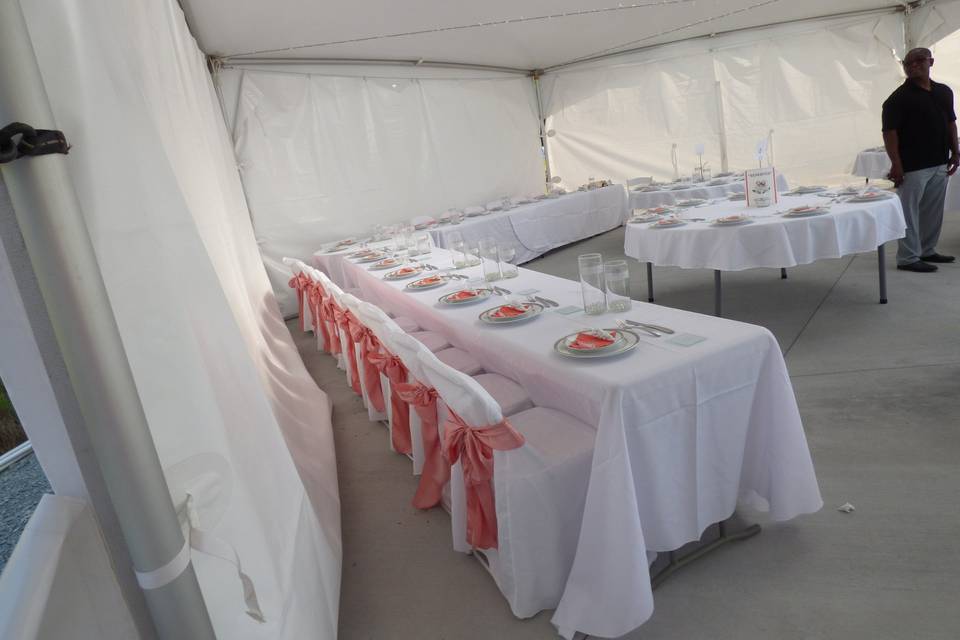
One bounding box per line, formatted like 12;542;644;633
0;0;959;638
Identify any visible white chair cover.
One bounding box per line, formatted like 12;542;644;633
281;257;313;332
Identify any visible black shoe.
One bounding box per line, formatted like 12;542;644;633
920;253;955;263
897;261;938;272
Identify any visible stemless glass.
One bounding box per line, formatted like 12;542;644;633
578;253;606;315
450;210;463;225
479;238;501;282
415;232;431;256
498;244;518;278
604;260;631;312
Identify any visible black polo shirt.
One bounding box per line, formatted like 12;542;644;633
882;79;956;172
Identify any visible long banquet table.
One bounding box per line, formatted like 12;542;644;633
428;184;629;263
629;172;790;210
625;191;906;315
313;242;822;639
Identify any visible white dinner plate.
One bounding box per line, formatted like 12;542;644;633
847;193;893;203
384;266;424;280
405;275;449;291
368;258;405;270
676;199;705;207
438;288;493;305
712;215;752;226
786;186;828;195
651;218;687;228
630;213;663;224
783;206;830;217
553;328;640;359
728;193;746;201
479;302;544;324
354;252;387;263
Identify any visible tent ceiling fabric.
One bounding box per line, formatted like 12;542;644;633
186;0;903;71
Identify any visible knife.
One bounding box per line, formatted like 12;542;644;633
625;319;675;334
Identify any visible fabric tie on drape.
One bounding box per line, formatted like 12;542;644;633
322;298;342;354
287;272;312;332
368;352;412;455
443;411;525;550
339;310;362;395
395;382;447;509
307;282;331;351
349;323;385;413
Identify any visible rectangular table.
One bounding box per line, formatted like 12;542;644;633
314;244;822;640
428;184;628;263
624;192;906;316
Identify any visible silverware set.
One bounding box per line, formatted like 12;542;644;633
526;295;558;307
615;318;675;338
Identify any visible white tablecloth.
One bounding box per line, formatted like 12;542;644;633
629;173;790;210
851;149;891;179
314;244;822;639
428;185;629;263
624;193;906;271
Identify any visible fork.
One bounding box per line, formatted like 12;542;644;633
616;319;660;338
535;295;559;307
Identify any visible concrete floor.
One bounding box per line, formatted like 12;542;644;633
290;215;960;640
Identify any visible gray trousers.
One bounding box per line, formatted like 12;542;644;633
897;164;948;265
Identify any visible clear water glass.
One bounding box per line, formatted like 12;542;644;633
479;238;501;282
498;244;518;278
604;260;631;312
450;210;463;225
415;232;431;256
450;236;466;268
578;253;606;315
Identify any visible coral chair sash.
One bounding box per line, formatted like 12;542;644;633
395;382;445;509
287;272;312;332
443;411;525;550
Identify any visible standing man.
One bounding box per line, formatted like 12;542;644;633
882;47;959;272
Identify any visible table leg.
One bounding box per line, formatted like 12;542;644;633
878;244;888;304
714;270;722;317
646;262;654;302
780;267;787;280
650;518;762;590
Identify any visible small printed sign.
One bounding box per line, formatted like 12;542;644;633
745;167;778;208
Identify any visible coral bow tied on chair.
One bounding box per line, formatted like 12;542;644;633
368;352;412;454
287;272;312;332
443;411;525;550
395;382;445;508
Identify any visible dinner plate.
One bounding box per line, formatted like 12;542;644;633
554;328;640;359
783;206;829;217
630;213;663;224
676;199;705;207
786;186;828;195
712;215;752;226
479;302;544;324
368;258;404;270
354;252;387;263
670;184;693;191
384;265;424;280
405;275;449;291
438;288;493;305
651;217;687;228
728;193;746;201
847;192;893;203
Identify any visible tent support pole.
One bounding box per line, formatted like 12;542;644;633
714;79;729;173
0;1;215;638
533;71;553;185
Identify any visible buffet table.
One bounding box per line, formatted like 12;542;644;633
624;192;906;316
629;172;789;210
851;148;891;180
428;184;629;263
313;242;822;640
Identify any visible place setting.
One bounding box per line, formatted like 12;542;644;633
781;204;831;218
629;206;675;223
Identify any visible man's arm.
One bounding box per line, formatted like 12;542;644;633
883;129;904;186
948;120;959;175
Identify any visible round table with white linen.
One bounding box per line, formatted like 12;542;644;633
851;148;891;180
629;172;790;210
624;192;906;315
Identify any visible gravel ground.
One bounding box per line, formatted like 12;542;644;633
0;452;51;573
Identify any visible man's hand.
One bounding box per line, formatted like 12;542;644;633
888;162;904;187
948;152;959;176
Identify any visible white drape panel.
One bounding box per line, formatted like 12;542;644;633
22;0;340;638
543;15;905;190
231;70;544;315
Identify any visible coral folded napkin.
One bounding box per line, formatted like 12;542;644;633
568;331;616;350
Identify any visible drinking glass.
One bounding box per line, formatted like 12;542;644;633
479;238;501;282
450;210;463;225
604;260;631;312
578;253;606;315
449;231;466;268
415;232;431;256
498;244;518;279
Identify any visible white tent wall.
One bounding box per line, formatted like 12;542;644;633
225;68;545;315
541;13;908;189
10;0;340;637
